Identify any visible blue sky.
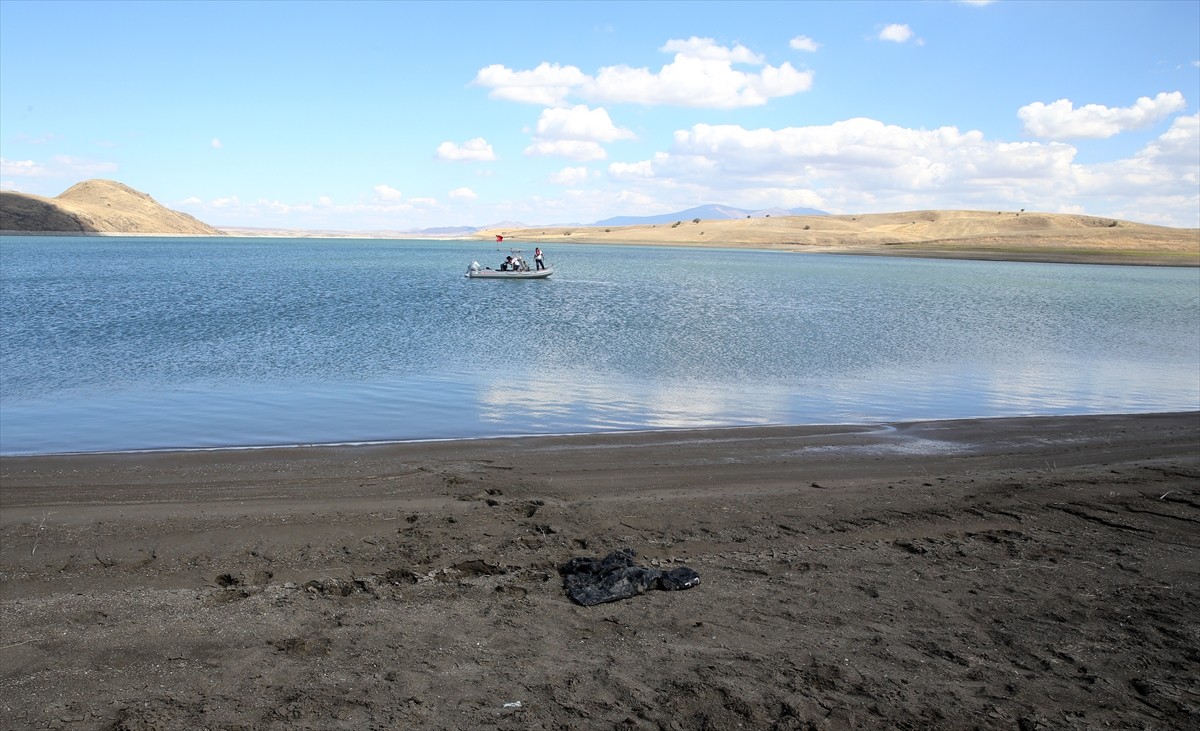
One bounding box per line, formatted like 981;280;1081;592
2;0;1198;229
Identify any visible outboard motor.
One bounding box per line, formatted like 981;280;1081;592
467;261;481;275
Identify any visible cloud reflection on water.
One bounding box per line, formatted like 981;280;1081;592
477;371;790;431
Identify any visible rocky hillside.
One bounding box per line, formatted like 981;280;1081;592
0;180;223;235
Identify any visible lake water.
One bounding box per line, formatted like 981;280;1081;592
2;236;1197;455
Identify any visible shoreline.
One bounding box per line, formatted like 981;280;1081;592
475;210;1200;267
472;235;1200;267
3;411;1196;494
3;411;1198;728
5;229;1196;267
6;206;1198;267
813;245;1200;267
2;408;1196;459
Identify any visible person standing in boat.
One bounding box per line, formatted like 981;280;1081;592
534;247;545;271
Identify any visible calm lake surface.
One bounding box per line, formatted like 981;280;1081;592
2;236;1198;455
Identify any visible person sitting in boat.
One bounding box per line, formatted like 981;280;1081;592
501;255;514;271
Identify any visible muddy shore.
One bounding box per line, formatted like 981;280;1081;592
2;412;1198;730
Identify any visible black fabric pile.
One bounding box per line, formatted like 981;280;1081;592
558;548;701;606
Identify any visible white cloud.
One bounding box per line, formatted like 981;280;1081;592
1018;92;1188;139
608;159;657;179
879;24;915;43
660;37;763;64
535;105;636;142
1144;112;1200;164
167;113;1200;231
0;158;48;177
661;120;1004;184
523;139;608;161
256;198;291;214
474;37;813;109
602;114;1200;227
210;138;223;149
587;39;813;108
789;36;820;52
436;137;497;161
0;155;117;179
523;105;635;161
373;184;403;201
1077;114;1200;196
472;62;588;106
180;191;461;229
550;166;592;186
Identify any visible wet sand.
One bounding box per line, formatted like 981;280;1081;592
2;412;1198;730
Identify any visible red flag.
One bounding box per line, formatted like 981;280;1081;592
495;235;504;242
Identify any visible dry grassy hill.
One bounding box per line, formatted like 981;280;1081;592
480;210;1200;266
3;180;1195;265
0;180;223;235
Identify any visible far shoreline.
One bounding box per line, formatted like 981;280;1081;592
4;228;1197;267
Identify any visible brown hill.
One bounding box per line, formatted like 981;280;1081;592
0;180;223;235
480;209;1200;266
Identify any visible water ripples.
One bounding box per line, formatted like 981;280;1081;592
2;237;1197;454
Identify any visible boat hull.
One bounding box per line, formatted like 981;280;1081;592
467;267;553;279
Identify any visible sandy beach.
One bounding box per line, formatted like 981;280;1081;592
2;412;1198;729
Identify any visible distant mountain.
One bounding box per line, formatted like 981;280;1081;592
0;179;224;235
413;226;479;236
476;220;533;231
593;204;827;227
0;181;830;238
